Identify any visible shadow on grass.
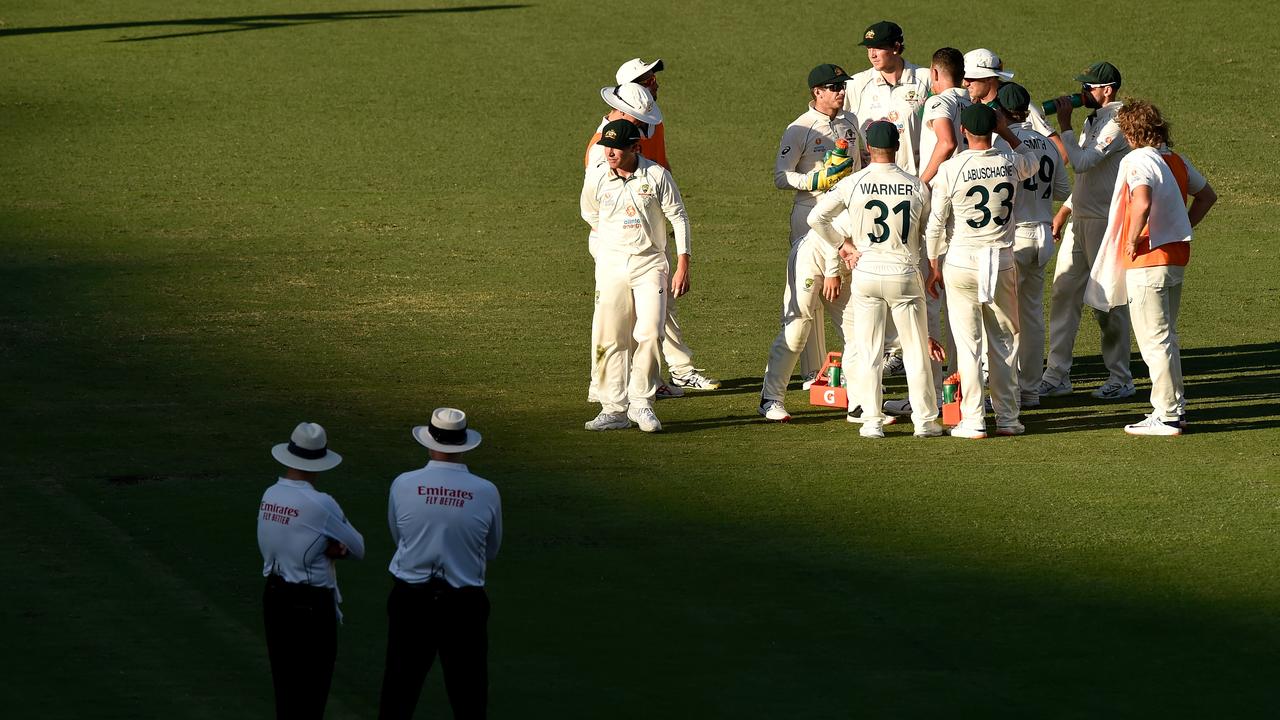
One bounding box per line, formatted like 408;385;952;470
5;254;1280;716
0;6;531;42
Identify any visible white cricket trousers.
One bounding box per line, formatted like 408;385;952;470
588;247;696;400
593;248;668;414
790;200;828;379
761;238;850;402
1012;223;1052;398
848;263;939;430
1127;265;1186;421
1044;216;1132;386
944;247;1020;429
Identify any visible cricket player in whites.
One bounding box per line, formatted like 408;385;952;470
809;121;943;438
614;58;720;395
773;63;862;388
844;20;930;376
993;82;1070;409
1040;62;1134;401
581;119;691;433
926;104;1039;438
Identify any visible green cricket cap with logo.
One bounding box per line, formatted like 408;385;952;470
858;20;903;49
865;120;900;149
996;82;1031;112
808;63;852;88
960;103;997;135
596;118;644;149
1075;61;1122;86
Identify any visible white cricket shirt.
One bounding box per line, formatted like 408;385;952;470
810;162;929;273
774;104;863;205
844;62;931;174
582;157;691;256
257;479;366;590
387;461;503;588
918;87;971;179
997;122;1070;226
1060;101;1130;219
926;146;1039;258
1116;146;1205;249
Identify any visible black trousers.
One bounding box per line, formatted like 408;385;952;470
378;578;490;720
263;575;338;720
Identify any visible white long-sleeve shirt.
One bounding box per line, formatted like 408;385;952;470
809;162;929;273
918;87;971;178
843;62;931;174
258;479;365;591
388;461;503;588
774;105;863;205
996;122;1071;226
582;157;690;256
926;145;1039;258
1059;101;1130;219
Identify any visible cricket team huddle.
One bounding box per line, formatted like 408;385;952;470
581;19;1218;439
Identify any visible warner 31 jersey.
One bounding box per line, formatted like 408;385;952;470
810;163;930;271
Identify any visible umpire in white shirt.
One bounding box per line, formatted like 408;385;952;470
257;421;365;720
379;408;503;720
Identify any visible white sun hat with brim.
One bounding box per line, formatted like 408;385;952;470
599;82;662;126
963;48;1014;80
412;408;483;454
272;422;343;472
615;57;664;85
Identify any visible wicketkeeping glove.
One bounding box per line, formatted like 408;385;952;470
807;153;854;192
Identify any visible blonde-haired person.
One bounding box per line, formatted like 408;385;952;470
1102;99;1217;435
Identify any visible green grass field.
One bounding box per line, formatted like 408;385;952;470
4;1;1280;716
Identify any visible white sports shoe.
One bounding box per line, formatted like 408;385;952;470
1092;381;1137;399
914;420;944;438
1037;378;1073;397
584;412;630;431
656;383;684;399
670;370;721;390
758;399;791;422
859;423;885;439
627;406;663;433
996;422;1025;436
800;371;820;390
1124;414;1181;436
950;425;987;440
884;353;905;376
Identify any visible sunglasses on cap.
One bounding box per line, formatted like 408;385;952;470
1082;82;1117;89
819;83;847;93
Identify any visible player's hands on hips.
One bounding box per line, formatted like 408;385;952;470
821;276;842;303
839;241;861;270
671;254;690;298
927;337;947;363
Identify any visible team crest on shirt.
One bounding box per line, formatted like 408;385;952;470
903;90;921;105
640;184;650;194
804;278;814;290
888;110;900;122
845;129;855;138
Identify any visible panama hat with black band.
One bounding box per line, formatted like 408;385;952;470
412;408;483;454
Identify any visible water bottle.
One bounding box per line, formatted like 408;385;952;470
1040;93;1084;114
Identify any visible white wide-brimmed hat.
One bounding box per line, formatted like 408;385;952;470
599;82;663;126
615;57;664;85
272;422;343;472
963;48;1014;80
412;408;482;454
